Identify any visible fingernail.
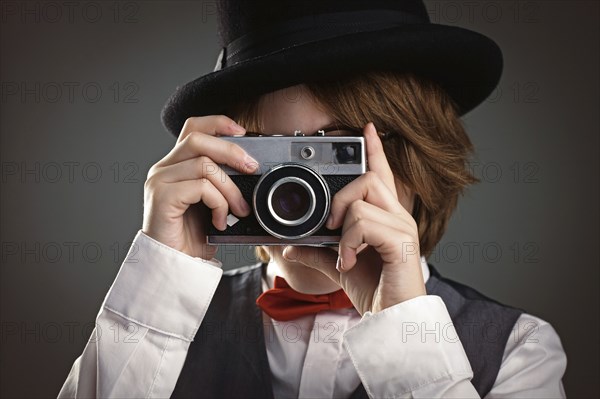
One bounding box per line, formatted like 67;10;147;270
283;246;294;260
244;154;258;171
336;256;344;272
231;121;245;132
240;197;251;214
217;219;227;231
326;214;334;229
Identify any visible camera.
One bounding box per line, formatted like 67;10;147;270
207;131;366;246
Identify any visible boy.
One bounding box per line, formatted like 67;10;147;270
59;1;566;397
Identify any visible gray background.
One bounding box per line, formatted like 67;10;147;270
1;1;598;397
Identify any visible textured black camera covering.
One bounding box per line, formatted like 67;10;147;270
208;174;358;238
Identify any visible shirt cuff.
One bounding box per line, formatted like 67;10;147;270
342;295;473;397
102;230;223;342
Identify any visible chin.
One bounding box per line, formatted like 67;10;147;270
273;253;340;295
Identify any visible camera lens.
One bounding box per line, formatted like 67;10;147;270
254;163;330;239
268;178;315;226
273;183;308;219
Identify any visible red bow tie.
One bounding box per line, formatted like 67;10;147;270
256;276;355;321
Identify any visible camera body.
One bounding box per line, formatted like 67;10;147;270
207;134;366;246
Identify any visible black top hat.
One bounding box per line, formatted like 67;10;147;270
161;0;503;137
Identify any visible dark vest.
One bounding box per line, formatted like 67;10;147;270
172;263;523;398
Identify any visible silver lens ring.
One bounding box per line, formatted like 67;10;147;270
267;177;316;226
253;163;331;240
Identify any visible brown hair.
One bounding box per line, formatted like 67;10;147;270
229;71;478;260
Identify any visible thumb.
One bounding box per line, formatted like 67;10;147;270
283;246;340;284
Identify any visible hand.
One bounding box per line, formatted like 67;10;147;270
282;123;426;315
142;115;257;259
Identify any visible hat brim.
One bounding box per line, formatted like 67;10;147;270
162;23;502;137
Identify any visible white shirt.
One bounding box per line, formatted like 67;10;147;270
58;230;567;398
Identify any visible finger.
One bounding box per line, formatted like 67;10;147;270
341;200;418;261
164;178;230;231
282;246;340;284
340;200;411;235
150;156;250;217
156;132;258;173
326;171;405;229
177;115;246;143
364;122;398;199
338;222;419;272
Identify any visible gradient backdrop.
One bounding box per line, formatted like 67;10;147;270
1;1;598;397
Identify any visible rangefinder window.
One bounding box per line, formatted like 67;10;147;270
333;143;361;164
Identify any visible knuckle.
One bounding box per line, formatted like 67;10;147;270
179;131;196;148
144;174;154;188
225;141;236;153
143;177;153;191
197;156;224;182
182;116;198;133
216;200;231;214
364;171;380;185
214;114;231;125
146;165;158;180
227;141;244;157
187;131;208;150
354;218;369;230
187;130;202;144
181;117;192;130
144;169;162;190
338;238;351;252
348;200;364;219
196;155;212;170
228;144;247;169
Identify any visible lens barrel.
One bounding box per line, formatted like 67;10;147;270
253;163;330;239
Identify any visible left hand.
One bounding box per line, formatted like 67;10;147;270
282;122;427;315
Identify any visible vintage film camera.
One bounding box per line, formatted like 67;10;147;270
207;130;366;246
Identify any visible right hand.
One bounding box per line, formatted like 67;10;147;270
142;115;258;260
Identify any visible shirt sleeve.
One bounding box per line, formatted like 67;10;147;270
486;313;566;398
57;230;224;398
342;296;567;399
342;295;479;398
